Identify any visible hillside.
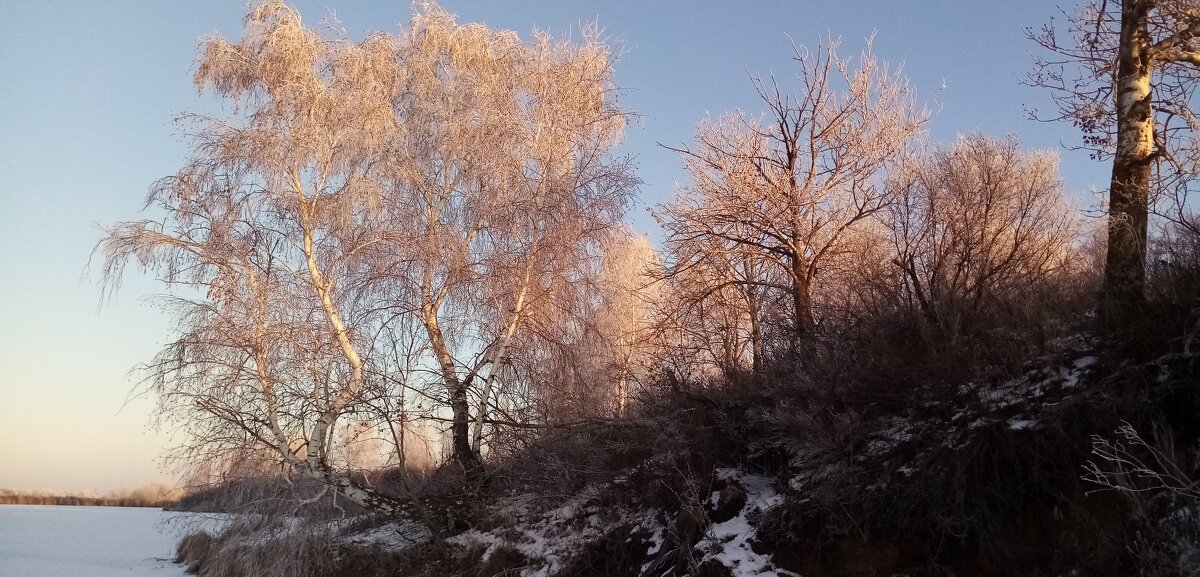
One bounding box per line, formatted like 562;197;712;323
175;337;1200;577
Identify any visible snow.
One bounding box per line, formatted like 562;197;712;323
644;525;665;555
0;505;211;577
444;481;676;577
695;469;797;577
813;350;1103;491
0;504;432;577
1072;356;1098;369
1008;418;1038;430
964;350;1097;408
447;487;629;577
337;519;430;552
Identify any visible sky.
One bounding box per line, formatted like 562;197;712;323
0;0;1109;493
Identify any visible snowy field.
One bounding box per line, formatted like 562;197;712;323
0;505;214;577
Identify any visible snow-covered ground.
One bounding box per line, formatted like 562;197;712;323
696;469;796;577
0;505;212;577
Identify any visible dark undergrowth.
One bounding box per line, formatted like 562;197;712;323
174;289;1200;577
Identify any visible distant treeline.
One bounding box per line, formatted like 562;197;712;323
0;485;180;508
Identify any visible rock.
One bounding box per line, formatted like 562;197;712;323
696;558;734;577
709;482;747;524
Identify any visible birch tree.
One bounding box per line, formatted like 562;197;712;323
660;37;927;356
99;0;634;511
594;230;661;416
99;2;417;513
1030;0;1200;330
382;8;633;473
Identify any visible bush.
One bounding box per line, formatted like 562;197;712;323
175;532;216;574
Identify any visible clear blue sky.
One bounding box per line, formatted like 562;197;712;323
0;1;1106;492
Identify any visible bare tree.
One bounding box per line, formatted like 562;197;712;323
654;226;777;377
99;2;410;513
887;134;1079;336
381;7;634;475
1029;0;1200;330
98;1;634;511
593;230;662;416
659;37;927;358
463;229;662;429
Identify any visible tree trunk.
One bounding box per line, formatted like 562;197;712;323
448;383;482;478
747;288;764;373
616;371;628;418
305;463;411;518
791;254;815;349
296;190;367;472
1104;0;1154;333
422;301;483;481
301;462;467;535
471;282;530;453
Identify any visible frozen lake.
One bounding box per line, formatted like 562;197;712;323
0;505;208;577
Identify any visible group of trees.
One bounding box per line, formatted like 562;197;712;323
101;2;637;511
100;0;1200;518
657;37;927;365
655;40;1081;382
0;485;179;507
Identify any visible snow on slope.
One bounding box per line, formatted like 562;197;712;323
337;517;430;551
447;486;665;577
695;469;798;577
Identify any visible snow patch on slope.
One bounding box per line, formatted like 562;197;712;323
695;469;797;577
448;487;666;577
337;518;430;552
